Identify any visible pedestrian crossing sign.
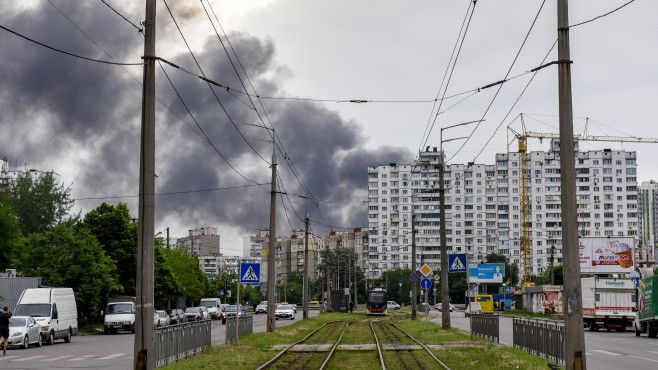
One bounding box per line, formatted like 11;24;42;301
240;263;261;284
448;254;467;273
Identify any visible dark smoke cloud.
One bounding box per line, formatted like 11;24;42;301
0;1;412;242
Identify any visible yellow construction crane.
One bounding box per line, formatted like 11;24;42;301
508;114;658;286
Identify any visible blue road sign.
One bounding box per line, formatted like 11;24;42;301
409;273;418;282
504;286;512;293
219;289;225;296
420;278;432;290
240;263;261;284
448;254;467;273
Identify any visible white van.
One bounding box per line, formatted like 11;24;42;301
14;288;78;344
104;298;136;334
199;298;222;320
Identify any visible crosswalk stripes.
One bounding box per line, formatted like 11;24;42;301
46;355;75;361
10;355;48;362
98;353;127;360
0;353;132;363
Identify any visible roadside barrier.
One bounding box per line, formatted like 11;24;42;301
154;320;211;367
225;313;254;344
471;313;499;343
513;317;565;365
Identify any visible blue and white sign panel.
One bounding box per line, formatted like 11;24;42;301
420;278;433;290
240;263;261;284
448;254;467;273
468;263;505;283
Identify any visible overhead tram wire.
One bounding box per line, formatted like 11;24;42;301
447;0;547;163
202;0;326;224
570;0;636;28
418;0;477;153
162;0;269;165
0;24;142;66
99;0;143;33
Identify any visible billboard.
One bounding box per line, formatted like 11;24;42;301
579;237;635;273
469;263;505;283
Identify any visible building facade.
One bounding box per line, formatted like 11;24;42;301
639;180;658;265
175;227;220;257
366;141;640;278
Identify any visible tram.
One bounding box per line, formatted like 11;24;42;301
365;288;388;315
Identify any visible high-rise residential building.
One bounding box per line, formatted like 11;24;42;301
367;141;639;279
639;180;658;265
175;227;220;256
0;158;61;194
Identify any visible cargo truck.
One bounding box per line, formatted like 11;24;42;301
634;275;658;338
581;277;636;332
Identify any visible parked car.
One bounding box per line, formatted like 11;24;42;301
255;301;268;314
436;303;455;312
185;307;204;321
7;316;42;349
220;305;245;324
155;310;170;327
199;307;211;320
169;309;186;324
387;301;401;310
153;312;159;326
464;302;482;317
275;304;295;320
104;299;135;334
14;288;78;344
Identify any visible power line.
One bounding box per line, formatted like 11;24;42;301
0;23;142;66
75;183;267;201
571;0;636;28
99;0;143;33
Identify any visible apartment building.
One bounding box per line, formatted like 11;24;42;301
175;227;220;257
366;141;639;278
639;180;658;265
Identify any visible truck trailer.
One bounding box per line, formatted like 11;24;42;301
581;277;635;332
634;275;658;338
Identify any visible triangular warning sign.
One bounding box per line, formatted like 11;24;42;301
242;266;258;281
450;256;465;271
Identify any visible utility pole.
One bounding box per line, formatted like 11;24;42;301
411;213;417;320
134;1;155;369
303;215;309;319
266;148;277;332
439;147;450;328
166;227;169;249
557;1;586;368
325;232;330;311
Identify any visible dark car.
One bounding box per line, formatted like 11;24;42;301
220;305;245;324
166;309;186;324
185;307;204;321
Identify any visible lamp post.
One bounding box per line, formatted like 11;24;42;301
438;119;481;329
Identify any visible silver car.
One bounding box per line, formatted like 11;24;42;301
8;316;43;349
155;310;170;327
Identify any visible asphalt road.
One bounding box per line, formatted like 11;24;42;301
444;310;658;370
0;309;318;369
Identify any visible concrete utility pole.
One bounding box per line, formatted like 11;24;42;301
325;233;330;311
134;0;156;368
411;213;417;320
303;215;309;319
557;1;586;368
266;149;277;332
439;147;450;328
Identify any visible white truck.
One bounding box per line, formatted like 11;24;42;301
581;277;636;332
14;288;78;344
199;298;222;320
103;297;136;334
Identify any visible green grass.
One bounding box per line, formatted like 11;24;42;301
501;310;551;319
161;312;561;370
78;321;103;334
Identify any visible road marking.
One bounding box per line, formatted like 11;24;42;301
99;353;127;360
69;355;97;361
591;350;621;356
12;355;47;362
629;355;658;364
646;351;658;355
47;355;75;361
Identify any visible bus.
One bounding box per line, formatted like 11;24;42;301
365;288;388;315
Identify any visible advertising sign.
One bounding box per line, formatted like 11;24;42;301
468;263;504;283
579;238;635;273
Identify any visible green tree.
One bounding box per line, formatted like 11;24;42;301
15;223;120;320
535;264;563;286
81;203;137;296
161;247;207;305
154;245;180;309
0;200;22;269
9;172;74;236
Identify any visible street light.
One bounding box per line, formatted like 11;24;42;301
438;119;481;329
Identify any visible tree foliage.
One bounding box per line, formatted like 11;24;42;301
160;247;207;306
15;223;120;319
0;200;22;270
9;172;74;236
81;203;137;296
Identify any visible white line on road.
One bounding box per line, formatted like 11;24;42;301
646;351;658;355
628;355;658;364
591;350;621;356
69;354;97;361
45;355;75;361
99;353;127;360
11;355;48;362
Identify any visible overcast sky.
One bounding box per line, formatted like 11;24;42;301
1;1;656;256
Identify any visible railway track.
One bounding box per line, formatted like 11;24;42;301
258;317;451;370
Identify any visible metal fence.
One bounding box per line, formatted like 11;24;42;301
513;317;565;365
471;314;499;343
154;320;211;367
225;313;254;344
